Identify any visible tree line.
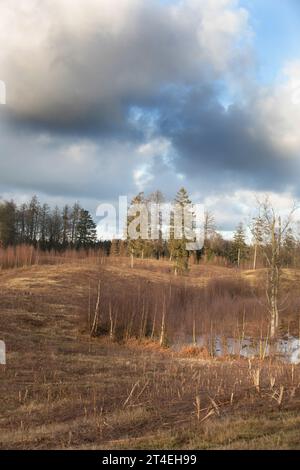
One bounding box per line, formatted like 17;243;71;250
0;196;98;250
112;188;299;274
1;190;298;270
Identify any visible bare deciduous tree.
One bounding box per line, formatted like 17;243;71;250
203;210;216;261
254;198;297;338
251;214;264;270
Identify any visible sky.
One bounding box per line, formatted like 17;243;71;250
0;0;300;235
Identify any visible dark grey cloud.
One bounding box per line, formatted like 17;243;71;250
154;86;300;195
1;0;250;135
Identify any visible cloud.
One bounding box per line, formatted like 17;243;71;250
154;80;300;196
0;0;300;232
0;0;250;133
255;61;300;153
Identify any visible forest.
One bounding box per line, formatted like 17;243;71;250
0;189;298;272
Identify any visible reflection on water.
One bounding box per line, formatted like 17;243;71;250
174;334;300;364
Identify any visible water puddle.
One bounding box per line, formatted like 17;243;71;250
173;334;300;364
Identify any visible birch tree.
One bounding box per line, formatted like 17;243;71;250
203;211;216;255
255;199;297;338
251;215;264;270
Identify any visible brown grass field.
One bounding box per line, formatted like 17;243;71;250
1;258;300;449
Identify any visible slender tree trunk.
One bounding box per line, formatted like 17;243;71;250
130;251;134;269
253;243;257;270
109;302;114;340
90;281;101;337
159;295;166;347
269;220;280;339
192;316;196;346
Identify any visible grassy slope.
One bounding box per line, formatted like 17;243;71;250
0;262;300;450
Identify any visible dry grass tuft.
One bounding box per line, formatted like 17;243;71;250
179;345;210;359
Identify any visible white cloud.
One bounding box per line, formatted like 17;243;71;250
255;60;300;154
203;189;300;232
172;0;251;73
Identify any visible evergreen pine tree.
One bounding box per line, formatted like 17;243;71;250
282;227;296;267
168;188;191;275
0;200;17;246
76;209;97;248
231;223;248;267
